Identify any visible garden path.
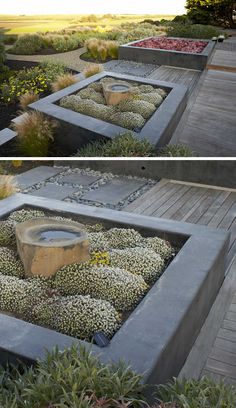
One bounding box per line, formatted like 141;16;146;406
13;164;236;386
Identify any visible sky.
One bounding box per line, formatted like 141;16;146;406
0;0;186;15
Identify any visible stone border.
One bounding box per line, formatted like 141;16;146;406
0;194;229;394
28;71;188;153
119;37;216;70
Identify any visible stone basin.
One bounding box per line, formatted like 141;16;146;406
102;81;134;105
15;217;90;277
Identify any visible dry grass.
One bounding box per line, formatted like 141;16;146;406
52;73;78;92
85;38;119;61
0;176;18;199
19;92;39;110
83;63;103;78
12;111;56;157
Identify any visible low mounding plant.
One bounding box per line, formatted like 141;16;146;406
167;23;221;39
19;92;39;110
0;345;146;407
83;63;103;78
52;73;78;91
156;377;236;407
76;132;154;157
158;144;196;157
10;33;46;55
12;111;56;157
0;175;17;199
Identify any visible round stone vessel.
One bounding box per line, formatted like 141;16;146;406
15;217;90;277
103;81;134;105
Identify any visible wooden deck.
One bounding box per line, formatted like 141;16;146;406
125;178;236;384
168;37;236;157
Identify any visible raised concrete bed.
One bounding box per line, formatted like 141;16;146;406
0;193;229;392
119;37;215;70
29;72;188;154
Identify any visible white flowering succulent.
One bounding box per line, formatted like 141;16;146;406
117;99;156;119
0;273;48;319
110;247;165;283
109;111;145;130
78;88;106;105
88;232;110;252
0;247;24;278
8;209;45;223
61;97;114;121
105;228;143;249
139;92;163;107
33;294;120;340
54;264;148;310
0;220;16;246
138;84;155;93
140;237;173;260
87;82;103;93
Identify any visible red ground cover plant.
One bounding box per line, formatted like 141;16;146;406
132;37;208;53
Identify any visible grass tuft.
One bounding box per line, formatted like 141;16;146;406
0;176;17;199
52;73;78;92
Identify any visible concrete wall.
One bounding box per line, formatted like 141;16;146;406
56;160;236;189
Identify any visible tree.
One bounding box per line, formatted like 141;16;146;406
186;0;236;28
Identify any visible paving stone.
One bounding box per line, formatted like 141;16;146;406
30;184;77;200
104;60;157;77
16;166;64;189
81;177;146;205
59;173;100;186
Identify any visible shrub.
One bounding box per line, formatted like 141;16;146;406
0;345;146;407
166;23;221;39
60;96;114;120
54;264;148;310
156;377;236;407
52;36;78;52
33;294;120;339
110;247;164;284
158;144;196;157
76;132;154;157
19;92;39;110
0;63;66;105
0;38;6;72
172;14;192;25
2;34;18;45
52;73;78;92
10;34;46;55
0;175;17;199
13;111;56;157
0;247;24;278
83;63;103;78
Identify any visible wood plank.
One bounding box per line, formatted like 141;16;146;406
157;186;200;219
170;187;209;221
214;337;236;355
124;180;169;214
151;184;191;217
209;347;236;366
186;189;221;224
208;193;236;228
225;311;236;322
218;202;236;230
217;328;236;343
205;358;236;379
198;190;231;225
141;183;184;216
222;319;236;332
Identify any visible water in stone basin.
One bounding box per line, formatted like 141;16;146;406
110;84;130;92
38;229;82;242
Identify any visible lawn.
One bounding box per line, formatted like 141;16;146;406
0;14;175;34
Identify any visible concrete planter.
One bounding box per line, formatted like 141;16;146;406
0;194;229;392
119;37;215;70
28;72;188;154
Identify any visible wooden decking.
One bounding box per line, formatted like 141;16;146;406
125;178;236;384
